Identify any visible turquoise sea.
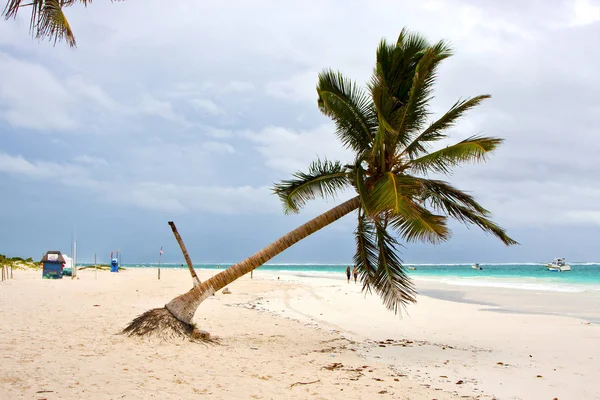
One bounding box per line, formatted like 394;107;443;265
121;263;600;293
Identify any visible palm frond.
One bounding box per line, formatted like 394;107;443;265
390;207;450;244
365;172;450;243
418;179;489;215
408;135;503;175
372;223;416;313
3;0;113;47
395;40;453;147
402;95;491;158
353;209;379;294
272;159;350;214
3;0;35;19
417;179;517;245
369;84;401;165
369;172;421;214
37;0;76;47
370;29;429;103
317;69;377;155
352;162;372;214
453;206;518;246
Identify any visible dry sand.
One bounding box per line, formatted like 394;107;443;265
1;268;599;400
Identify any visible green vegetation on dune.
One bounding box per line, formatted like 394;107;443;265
79;265;126;271
0;255;126;273
79;264;111;270
0;254;39;269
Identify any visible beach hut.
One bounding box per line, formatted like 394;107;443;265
41;251;66;279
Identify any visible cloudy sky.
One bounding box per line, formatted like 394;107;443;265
0;0;599;264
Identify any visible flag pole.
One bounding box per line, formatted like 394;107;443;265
158;246;162;280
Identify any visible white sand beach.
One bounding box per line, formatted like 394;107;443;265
1;268;599;400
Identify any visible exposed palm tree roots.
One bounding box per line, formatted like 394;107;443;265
122;307;217;343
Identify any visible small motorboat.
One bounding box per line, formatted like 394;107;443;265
408;266;417;270
472;263;483;270
546;258;571;272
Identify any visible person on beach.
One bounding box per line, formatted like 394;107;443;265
352;266;358;283
346;266;351;283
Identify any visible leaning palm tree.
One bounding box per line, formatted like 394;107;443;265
2;0;120;47
123;28;517;339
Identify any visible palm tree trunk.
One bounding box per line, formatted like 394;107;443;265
168;221;201;287
165;196;361;324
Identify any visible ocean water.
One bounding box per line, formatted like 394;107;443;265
121;262;600;293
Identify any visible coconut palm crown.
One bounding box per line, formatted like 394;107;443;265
273;28;517;313
2;0;122;47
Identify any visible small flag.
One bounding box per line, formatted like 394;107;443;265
159;246;163;256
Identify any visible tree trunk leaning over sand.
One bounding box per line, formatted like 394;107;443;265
165;196;360;324
168;221;201;287
124;196;360;337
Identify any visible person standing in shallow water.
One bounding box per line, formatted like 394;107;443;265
346;266;351;283
352;266;358;283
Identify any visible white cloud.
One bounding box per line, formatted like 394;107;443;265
226;81;256;93
190;98;224;115
125;182;278;214
0;151;279;214
0;52;77;131
137;94;188;123
73;155;109;166
201;141;235;154
0;153;53;177
265;70;319;103
244;124;353;173
571;0;600;26
422;169;590;231
205;128;233;138
0;152;94;190
66;75;120;111
167;82;216;99
0;53;190;132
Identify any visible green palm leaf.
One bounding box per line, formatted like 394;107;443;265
3;0;114;47
372;223;416;313
272;158;350;214
395;40;453;147
37;0;76;46
369;172;420;213
389;208;449;244
417;179;517;245
317;69;377;155
418;179;489;215
352;161;373;214
366;172;449;243
353;209;379;294
450;206;518;246
402;95;491;158
408;135;503;175
370;29;429;103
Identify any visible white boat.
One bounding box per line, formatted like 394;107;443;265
546;258;571;272
472;263;482;270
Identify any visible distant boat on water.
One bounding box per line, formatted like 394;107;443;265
546;258;571;272
408;266;417;270
472;263;483;270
